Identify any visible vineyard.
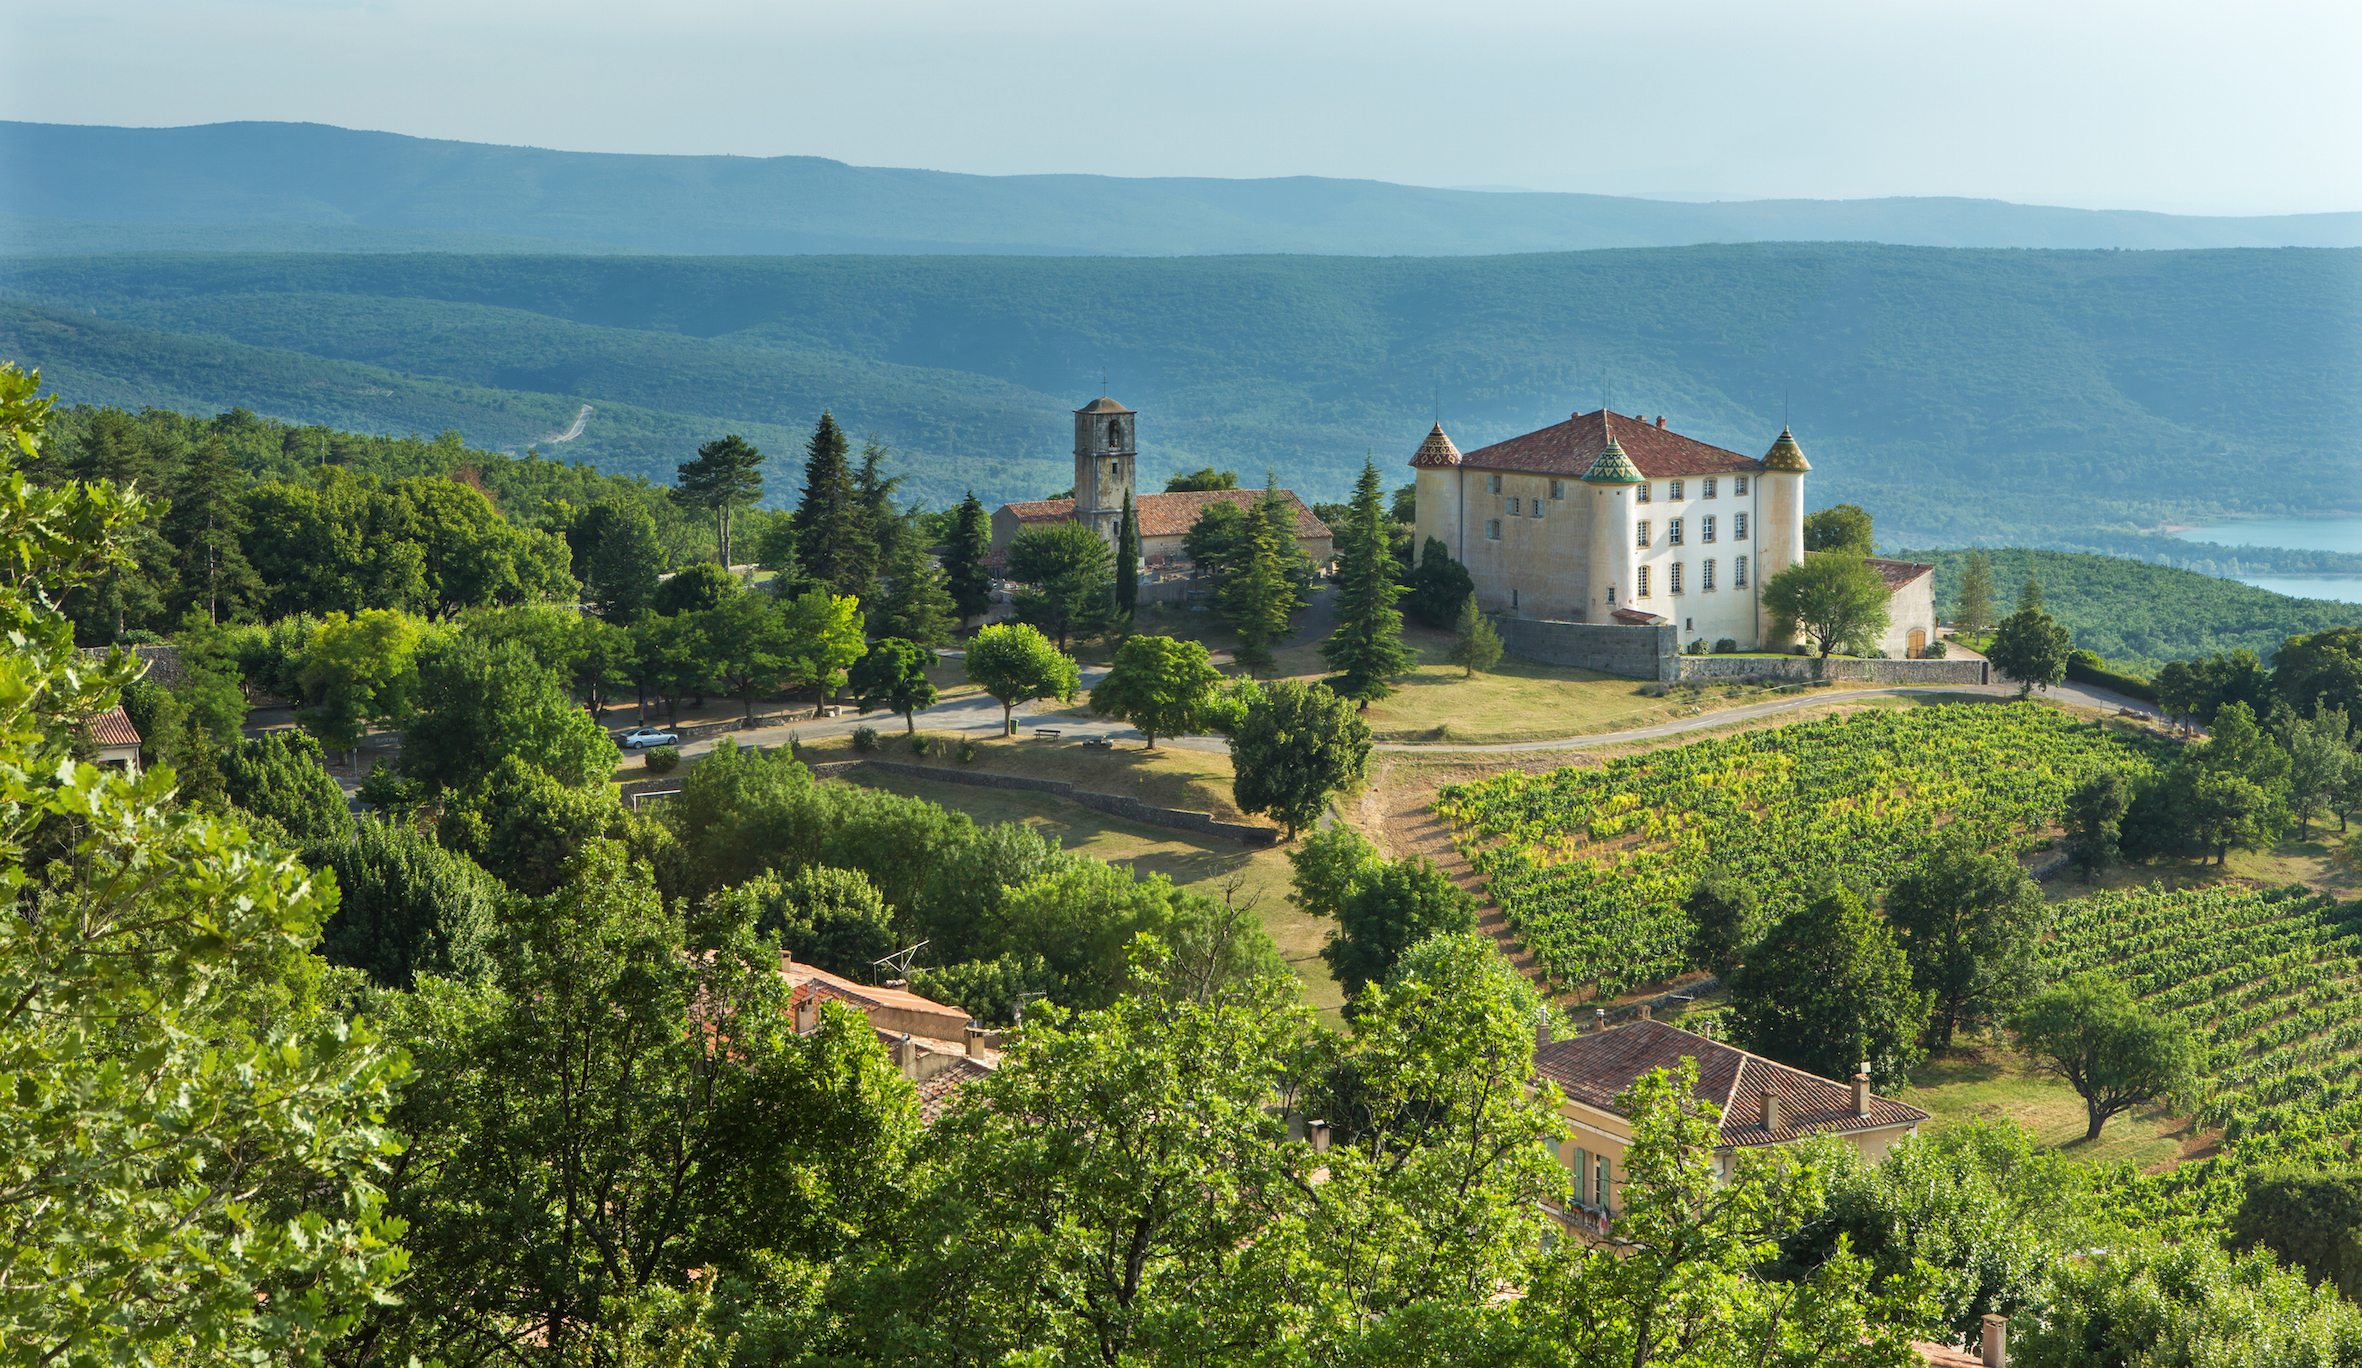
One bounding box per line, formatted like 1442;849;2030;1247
2047;883;2362;1173
1436;704;2163;998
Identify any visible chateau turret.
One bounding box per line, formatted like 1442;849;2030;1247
1409;423;1465;558
1757;426;1809;608
1581;423;1643;624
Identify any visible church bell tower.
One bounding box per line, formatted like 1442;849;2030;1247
1073;396;1136;543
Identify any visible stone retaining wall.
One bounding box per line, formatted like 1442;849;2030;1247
1675;655;1988;685
806;758;1278;846
80;643;187;690
1497;619;1679;681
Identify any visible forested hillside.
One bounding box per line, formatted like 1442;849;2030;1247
6;243;2357;538
1902;547;2362;671
9;120;2359;257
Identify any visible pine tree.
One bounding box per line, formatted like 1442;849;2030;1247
2017;570;2045;616
162;436;258;624
1445;596;1503;678
1219;479;1299;676
1319;457;1414;703
943;491;994;630
876;523;958;648
854;436;905;581
1115;491;1139;624
791;413;875;598
1955;549;1995;637
674;434;765;567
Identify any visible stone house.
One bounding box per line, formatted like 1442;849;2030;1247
782;956;999;1124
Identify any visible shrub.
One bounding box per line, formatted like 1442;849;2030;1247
1686;639;1708;655
644;745;680;773
1792;643;1812;656
851;725;879;753
957;737;979;764
910;732;933;757
1714;638;1739;654
1922;639;1948;659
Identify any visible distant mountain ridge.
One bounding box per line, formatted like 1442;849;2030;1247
5;121;2357;258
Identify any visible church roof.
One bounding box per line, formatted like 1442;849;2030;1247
1409;423;1463;468
1076;396;1136;415
1580;432;1644;485
1002;488;1331;542
1761;426;1810;472
1450;410;1765;480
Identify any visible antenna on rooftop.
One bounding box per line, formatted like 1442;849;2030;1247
871;940;931;983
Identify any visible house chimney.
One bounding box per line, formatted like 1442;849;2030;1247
898;1034;919;1080
965;1023;988;1057
1981;1313;2007;1368
1655;415;1666;428
1637;1004;1652;1022
1852;1062;1871;1117
1759;1091;1780;1131
1594;1008;1608;1032
1535;1009;1552;1055
1310;1119;1331;1153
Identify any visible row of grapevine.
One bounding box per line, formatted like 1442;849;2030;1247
1436;704;2163;999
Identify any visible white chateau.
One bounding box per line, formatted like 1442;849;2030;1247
1412;410;1936;657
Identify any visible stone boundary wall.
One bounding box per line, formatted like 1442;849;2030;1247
79;643;187;691
1497;620;1679;682
806;759;1279;847
1675;655;1988;686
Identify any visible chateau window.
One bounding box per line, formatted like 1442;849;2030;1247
1637;566;1651;597
1734;512;1748;540
1511;589;1520;610
1487;519;1502;540
1702;515;1716;543
1703;478;1717;499
1531;499;1544;519
1669;518;1684;546
1670;563;1685;594
1490;474;1503;494
1734;476;1748;495
1735;555;1748;587
1636;521;1651;548
1549;480;1564;500
1509;497;1521;515
1669;480;1685;500
1703;559;1717;590
1636;483;1652;503
1605;585;1616;605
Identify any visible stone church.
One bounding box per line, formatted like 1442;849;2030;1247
1411;410;1935;657
991;396;1333;568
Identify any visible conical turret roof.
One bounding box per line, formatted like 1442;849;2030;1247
1761;426;1810;472
1580;430;1643;484
1409;423;1462;468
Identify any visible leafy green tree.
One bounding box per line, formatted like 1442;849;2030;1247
1089;632;1221;747
712;864;899;980
651;558;739;616
161;434;258;624
1762;552;1893;657
1008;518;1115;650
1220;479;1309;675
1115;490;1140;622
2016;571;2045;616
942;491;994;629
402;635;619;795
2195;698;2293;795
1164;467;1239;492
1389;482;1415;525
222;728;355;842
1730;880;1930;1090
988;861;1286;1011
1228;677;1373;839
874;519;958;647
698;591;790;720
908;952;1058;1027
2009;972;2203;1142
2274;626;2362;720
307;815;498;988
1318;854;1478;999
1882;838;2049;1048
1804;502;1875;554
582;496;666;622
2279;705;2353;839
437;754;628;895
965;621;1080;736
1405;535;1476;628
360;841;916;1366
853;434;906;568
2182;767;2274;865
1446;594;1504;677
849;636;939;733
0;363;411;1364
2063;768;2134;879
2231;1167;2362;1303
1320;457;1416;703
673;433;765;567
1987;606;2073;697
1953;548;1995;638
792;411;877;597
912;821;1080;964
1286;822;1381;923
777;588;867;715
2023;1236;2362;1366
1181;500;1251;582
298;606;424;762
1683;869;1761;980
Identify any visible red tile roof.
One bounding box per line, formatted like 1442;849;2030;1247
1533;1019;1927;1147
1866;558;1935;592
89;705;141;748
1610;607;1667;625
914;1056;995;1126
1409;423;1463;468
1076;396;1134;415
1454;411;1763;480
1911;1342;1985;1368
1007;489;1331;542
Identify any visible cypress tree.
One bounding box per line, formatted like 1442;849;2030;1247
791;413;875;598
1115;491;1140;624
942;491;994;629
1955;549;1995;637
1318;457;1414;704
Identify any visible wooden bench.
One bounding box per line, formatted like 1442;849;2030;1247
1033;728;1062;739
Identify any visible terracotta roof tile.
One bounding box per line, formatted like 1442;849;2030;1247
1076;396;1135;415
1610;607;1668;625
914;1056;995;1126
1911;1342;1985;1368
1452;411;1764;480
89;705;141;748
1865;558;1935;592
1409;423;1463;468
1009;489;1330;542
1533;1019;1927;1147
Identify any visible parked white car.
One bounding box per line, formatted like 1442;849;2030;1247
618;727;680;749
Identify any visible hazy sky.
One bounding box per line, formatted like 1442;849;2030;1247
7;0;2357;215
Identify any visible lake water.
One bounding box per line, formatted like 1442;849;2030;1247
2170;516;2362;555
2227;574;2362;604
